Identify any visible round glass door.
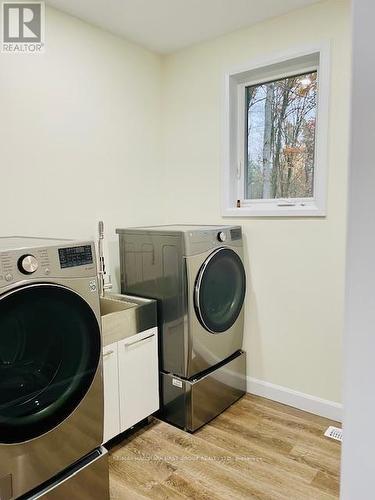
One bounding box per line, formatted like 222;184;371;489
0;284;101;444
194;248;246;333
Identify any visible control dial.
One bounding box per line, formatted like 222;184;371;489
217;231;227;242
18;254;39;274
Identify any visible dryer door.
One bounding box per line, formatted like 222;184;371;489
0;283;101;444
194;248;246;334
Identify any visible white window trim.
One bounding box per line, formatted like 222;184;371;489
222;42;331;218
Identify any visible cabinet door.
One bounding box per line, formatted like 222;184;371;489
102;342;120;443
118;327;159;432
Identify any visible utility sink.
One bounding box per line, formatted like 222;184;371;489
100;295;135;315
100;293;157;347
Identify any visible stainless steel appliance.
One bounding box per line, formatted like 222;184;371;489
22;447;108;499
116;225;247;431
0;237;109;500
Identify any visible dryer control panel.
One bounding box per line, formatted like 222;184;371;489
183;226;243;256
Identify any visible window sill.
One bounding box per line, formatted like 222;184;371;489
222;203;326;218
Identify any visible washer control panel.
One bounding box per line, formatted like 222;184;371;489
0;240;96;286
58;245;93;269
0;252;14;283
0;248;50;285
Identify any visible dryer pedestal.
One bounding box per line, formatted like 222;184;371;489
160;350;246;432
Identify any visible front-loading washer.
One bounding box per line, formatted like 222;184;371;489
0;237;108;500
116;225;247;431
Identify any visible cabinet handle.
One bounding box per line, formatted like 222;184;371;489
125;333;155;348
103;349;114;357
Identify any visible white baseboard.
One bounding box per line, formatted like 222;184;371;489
247;376;342;422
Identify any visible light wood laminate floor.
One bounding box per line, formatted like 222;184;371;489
108;394;341;499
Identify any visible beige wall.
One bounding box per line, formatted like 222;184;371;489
0;7;163;289
162;0;351;403
0;1;350;405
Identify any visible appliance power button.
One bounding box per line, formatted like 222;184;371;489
217;231;227;242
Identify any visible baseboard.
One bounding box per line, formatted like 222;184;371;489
247;377;342;422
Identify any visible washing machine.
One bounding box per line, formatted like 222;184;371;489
0;237;109;500
116;225;247;431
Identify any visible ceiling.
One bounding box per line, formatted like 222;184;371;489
46;0;322;54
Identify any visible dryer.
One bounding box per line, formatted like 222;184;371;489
116;225;247;431
0;237;109;500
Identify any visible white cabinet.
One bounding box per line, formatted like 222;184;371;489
118;327;159;431
102;327;159;443
102;342;120;443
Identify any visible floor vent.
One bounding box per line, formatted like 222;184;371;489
324;426;343;442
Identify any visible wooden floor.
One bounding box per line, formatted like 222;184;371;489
108;394;341;499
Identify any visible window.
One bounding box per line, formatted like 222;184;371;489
223;45;330;217
246;71;317;200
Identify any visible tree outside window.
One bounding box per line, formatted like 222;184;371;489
245;71;317;200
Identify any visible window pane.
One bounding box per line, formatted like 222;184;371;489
245;71;317;200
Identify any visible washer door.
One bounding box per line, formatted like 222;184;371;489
0;283;101;444
194;248;246;334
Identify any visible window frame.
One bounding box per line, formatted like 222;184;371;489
222;43;331;217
